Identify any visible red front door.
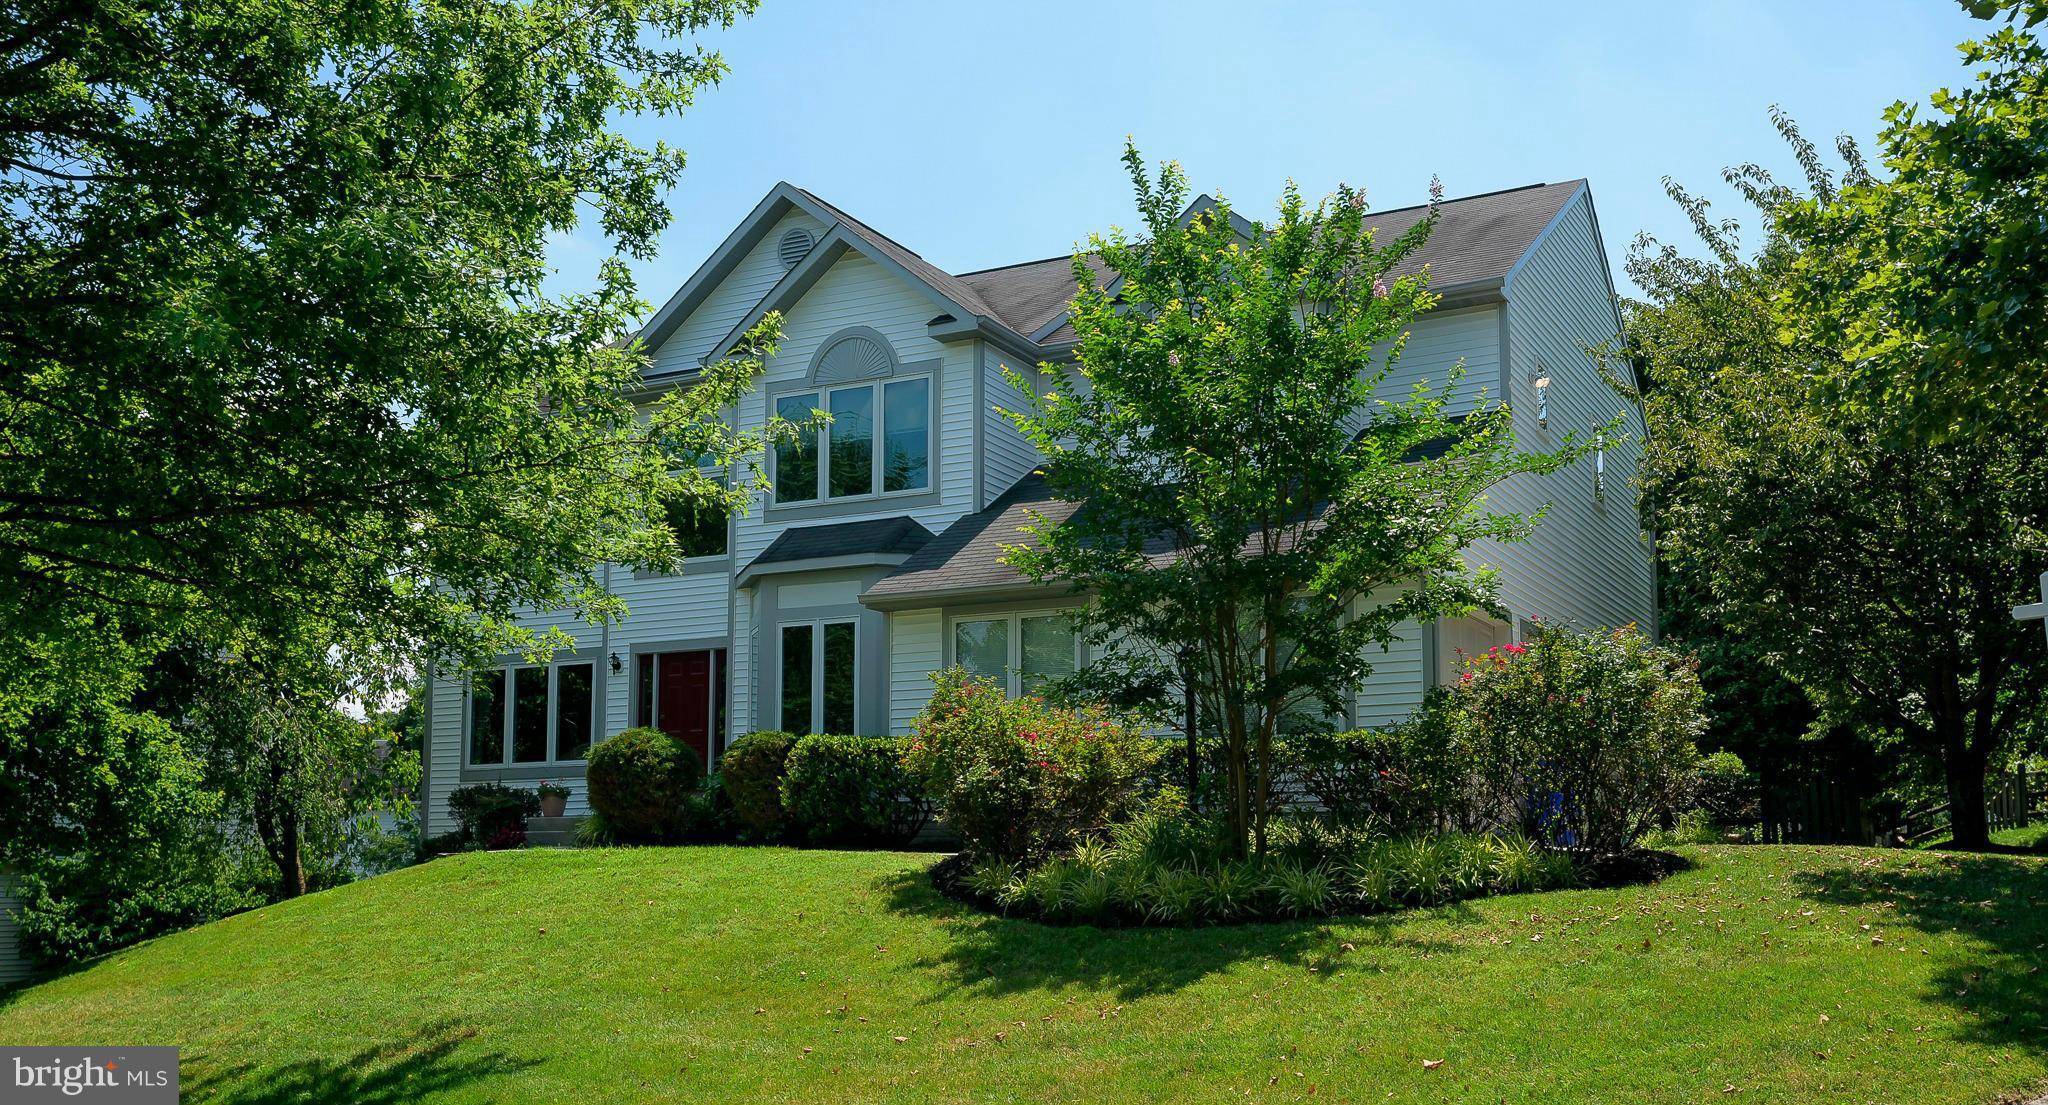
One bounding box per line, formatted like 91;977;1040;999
656;650;713;766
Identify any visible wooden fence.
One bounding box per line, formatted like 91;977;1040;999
1761;767;2045;846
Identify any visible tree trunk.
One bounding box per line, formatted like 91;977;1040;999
256;751;308;898
275;808;306;898
1181;657;1200;812
1223;711;1250;860
1944;742;1992;851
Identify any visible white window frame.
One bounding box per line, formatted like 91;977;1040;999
946;610;1085;698
770;373;934;506
464;659;597;767
776;618;859;733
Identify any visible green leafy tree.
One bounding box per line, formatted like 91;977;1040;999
0;644;262;964
1775;0;2048;437
1004;147;1587;857
0;0;780;716
193;654;421;899
0;0;784;950
1627;126;2048;849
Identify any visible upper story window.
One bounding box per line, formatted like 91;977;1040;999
773;330;932;506
665;495;729;559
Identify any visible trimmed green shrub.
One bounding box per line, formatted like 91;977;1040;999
1289;707;1467;834
1688;750;1760;834
447;782;540;845
1448;623;1704;853
905;668;1162;862
780;734;929;848
720;731;798;837
584;726;703;842
672;774;737;842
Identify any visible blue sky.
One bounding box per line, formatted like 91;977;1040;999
551;0;1993;311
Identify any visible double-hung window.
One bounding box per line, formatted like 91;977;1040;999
774;376;930;504
950;612;1079;697
467;660;596;766
779;621;857;733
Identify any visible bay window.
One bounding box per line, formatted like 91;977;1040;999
466;659;596;766
951;612;1079;697
774;376;930;504
779;621;857;733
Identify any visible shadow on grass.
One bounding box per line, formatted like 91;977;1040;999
880;869;1477;1002
184;1018;538;1105
1793;852;2048;1054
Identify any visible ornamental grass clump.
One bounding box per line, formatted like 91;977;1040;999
947;802;1583;927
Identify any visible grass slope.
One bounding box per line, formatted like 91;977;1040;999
2;845;2044;1104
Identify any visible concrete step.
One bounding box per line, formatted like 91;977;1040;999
525;815;584;848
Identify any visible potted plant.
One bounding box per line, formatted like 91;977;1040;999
536;781;571;819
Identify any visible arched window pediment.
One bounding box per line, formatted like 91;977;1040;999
809;327;898;385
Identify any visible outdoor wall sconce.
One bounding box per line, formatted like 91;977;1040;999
1594;433;1607;502
609;651;624;675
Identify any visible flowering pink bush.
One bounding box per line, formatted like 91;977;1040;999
1448;622;1703;853
905;668;1160;861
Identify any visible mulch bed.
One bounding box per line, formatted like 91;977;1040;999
926;846;1693;927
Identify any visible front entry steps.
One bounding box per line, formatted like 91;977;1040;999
526;816;585;848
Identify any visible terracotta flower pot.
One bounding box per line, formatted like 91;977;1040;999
539;795;567;818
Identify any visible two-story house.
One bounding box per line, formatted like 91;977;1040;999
420;178;1654;836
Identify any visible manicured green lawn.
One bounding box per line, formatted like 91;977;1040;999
2;845;2044;1104
1989;822;2048;851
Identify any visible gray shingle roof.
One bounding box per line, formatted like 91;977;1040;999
956;254;1119;338
861;472;1076;605
1367;179;1584;287
749;515;934;571
1031;180;1585;345
792;187;1010;325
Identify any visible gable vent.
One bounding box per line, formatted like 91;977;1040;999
778;227;815;268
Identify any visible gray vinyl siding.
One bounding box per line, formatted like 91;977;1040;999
726;251;981;732
1485;190;1656;631
647;209;826;377
1374;304;1501;417
424;242;988;804
888;608;944;732
0;871;31;988
980;345;1048;508
1353;618;1430;728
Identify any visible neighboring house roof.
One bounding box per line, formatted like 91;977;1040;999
738;515;934;588
859;472;1078;610
634;178;1588;374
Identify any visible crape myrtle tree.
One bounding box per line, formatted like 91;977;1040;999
1003;146;1588;858
0;0;788;953
1624;112;2048;850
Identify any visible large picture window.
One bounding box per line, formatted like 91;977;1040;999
466;660;597;766
774;376;930;504
951;612;1079;697
779;620;857;733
